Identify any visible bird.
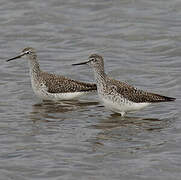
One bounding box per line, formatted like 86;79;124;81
6;47;97;101
72;54;176;116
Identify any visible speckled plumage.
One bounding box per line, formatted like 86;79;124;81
36;71;97;93
73;54;175;116
6;47;97;100
106;77;175;103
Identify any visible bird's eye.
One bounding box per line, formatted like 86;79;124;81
90;58;96;62
26;51;30;54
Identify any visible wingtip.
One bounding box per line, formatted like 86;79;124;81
147;93;176;103
166;97;176;102
160;95;176;102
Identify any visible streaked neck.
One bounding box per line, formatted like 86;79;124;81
28;56;41;77
93;65;106;85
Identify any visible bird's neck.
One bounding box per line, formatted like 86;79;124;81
28;56;41;78
93;66;106;86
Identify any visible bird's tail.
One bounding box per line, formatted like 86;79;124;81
150;93;176;103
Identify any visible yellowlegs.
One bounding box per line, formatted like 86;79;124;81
6;47;97;100
72;54;176;116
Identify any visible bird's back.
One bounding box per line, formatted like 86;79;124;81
39;71;97;94
105;76;175;103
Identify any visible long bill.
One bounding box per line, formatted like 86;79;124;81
6;53;26;62
72;60;90;66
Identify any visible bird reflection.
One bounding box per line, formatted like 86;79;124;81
29;100;99;123
91;114;163;130
90;114;171;152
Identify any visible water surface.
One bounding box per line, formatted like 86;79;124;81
0;0;180;179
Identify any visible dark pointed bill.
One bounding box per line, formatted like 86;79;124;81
72;60;90;66
6;53;26;62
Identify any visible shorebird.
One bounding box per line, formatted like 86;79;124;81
6;47;97;101
72;54;176;116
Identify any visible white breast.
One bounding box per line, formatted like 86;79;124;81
99;94;150;116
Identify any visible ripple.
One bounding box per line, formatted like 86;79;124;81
0;0;180;179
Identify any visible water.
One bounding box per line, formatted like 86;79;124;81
0;0;180;179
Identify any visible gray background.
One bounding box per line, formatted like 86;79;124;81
0;0;180;179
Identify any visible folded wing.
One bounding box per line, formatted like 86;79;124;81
40;72;97;93
107;77;175;103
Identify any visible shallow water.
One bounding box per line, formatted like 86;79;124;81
0;0;180;179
